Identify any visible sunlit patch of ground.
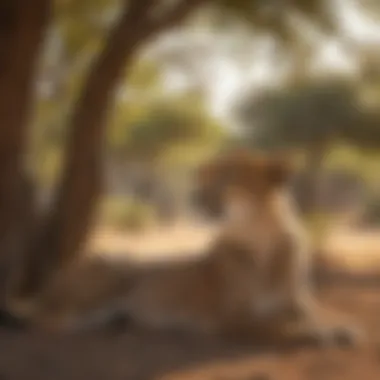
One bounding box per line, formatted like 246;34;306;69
88;219;218;261
322;228;380;272
88;220;380;270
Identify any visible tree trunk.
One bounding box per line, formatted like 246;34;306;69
0;0;51;304
15;9;143;301
15;0;208;302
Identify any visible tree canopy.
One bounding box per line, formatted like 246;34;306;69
235;77;380;152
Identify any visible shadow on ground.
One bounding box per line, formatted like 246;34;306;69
0;283;380;380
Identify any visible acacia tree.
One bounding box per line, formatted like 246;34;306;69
235;78;380;213
0;0;373;317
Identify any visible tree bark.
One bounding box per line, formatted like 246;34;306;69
0;0;51;304
15;0;208;301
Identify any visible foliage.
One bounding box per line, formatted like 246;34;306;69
32;0;380;187
208;0;337;39
234;78;380;152
34;45;226;186
109;91;227;167
234;77;380;219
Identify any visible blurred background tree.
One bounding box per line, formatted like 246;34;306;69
234;77;380;210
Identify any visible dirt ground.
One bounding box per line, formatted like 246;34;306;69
0;284;380;380
0;224;379;380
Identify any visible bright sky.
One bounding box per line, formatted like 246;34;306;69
159;0;380;121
